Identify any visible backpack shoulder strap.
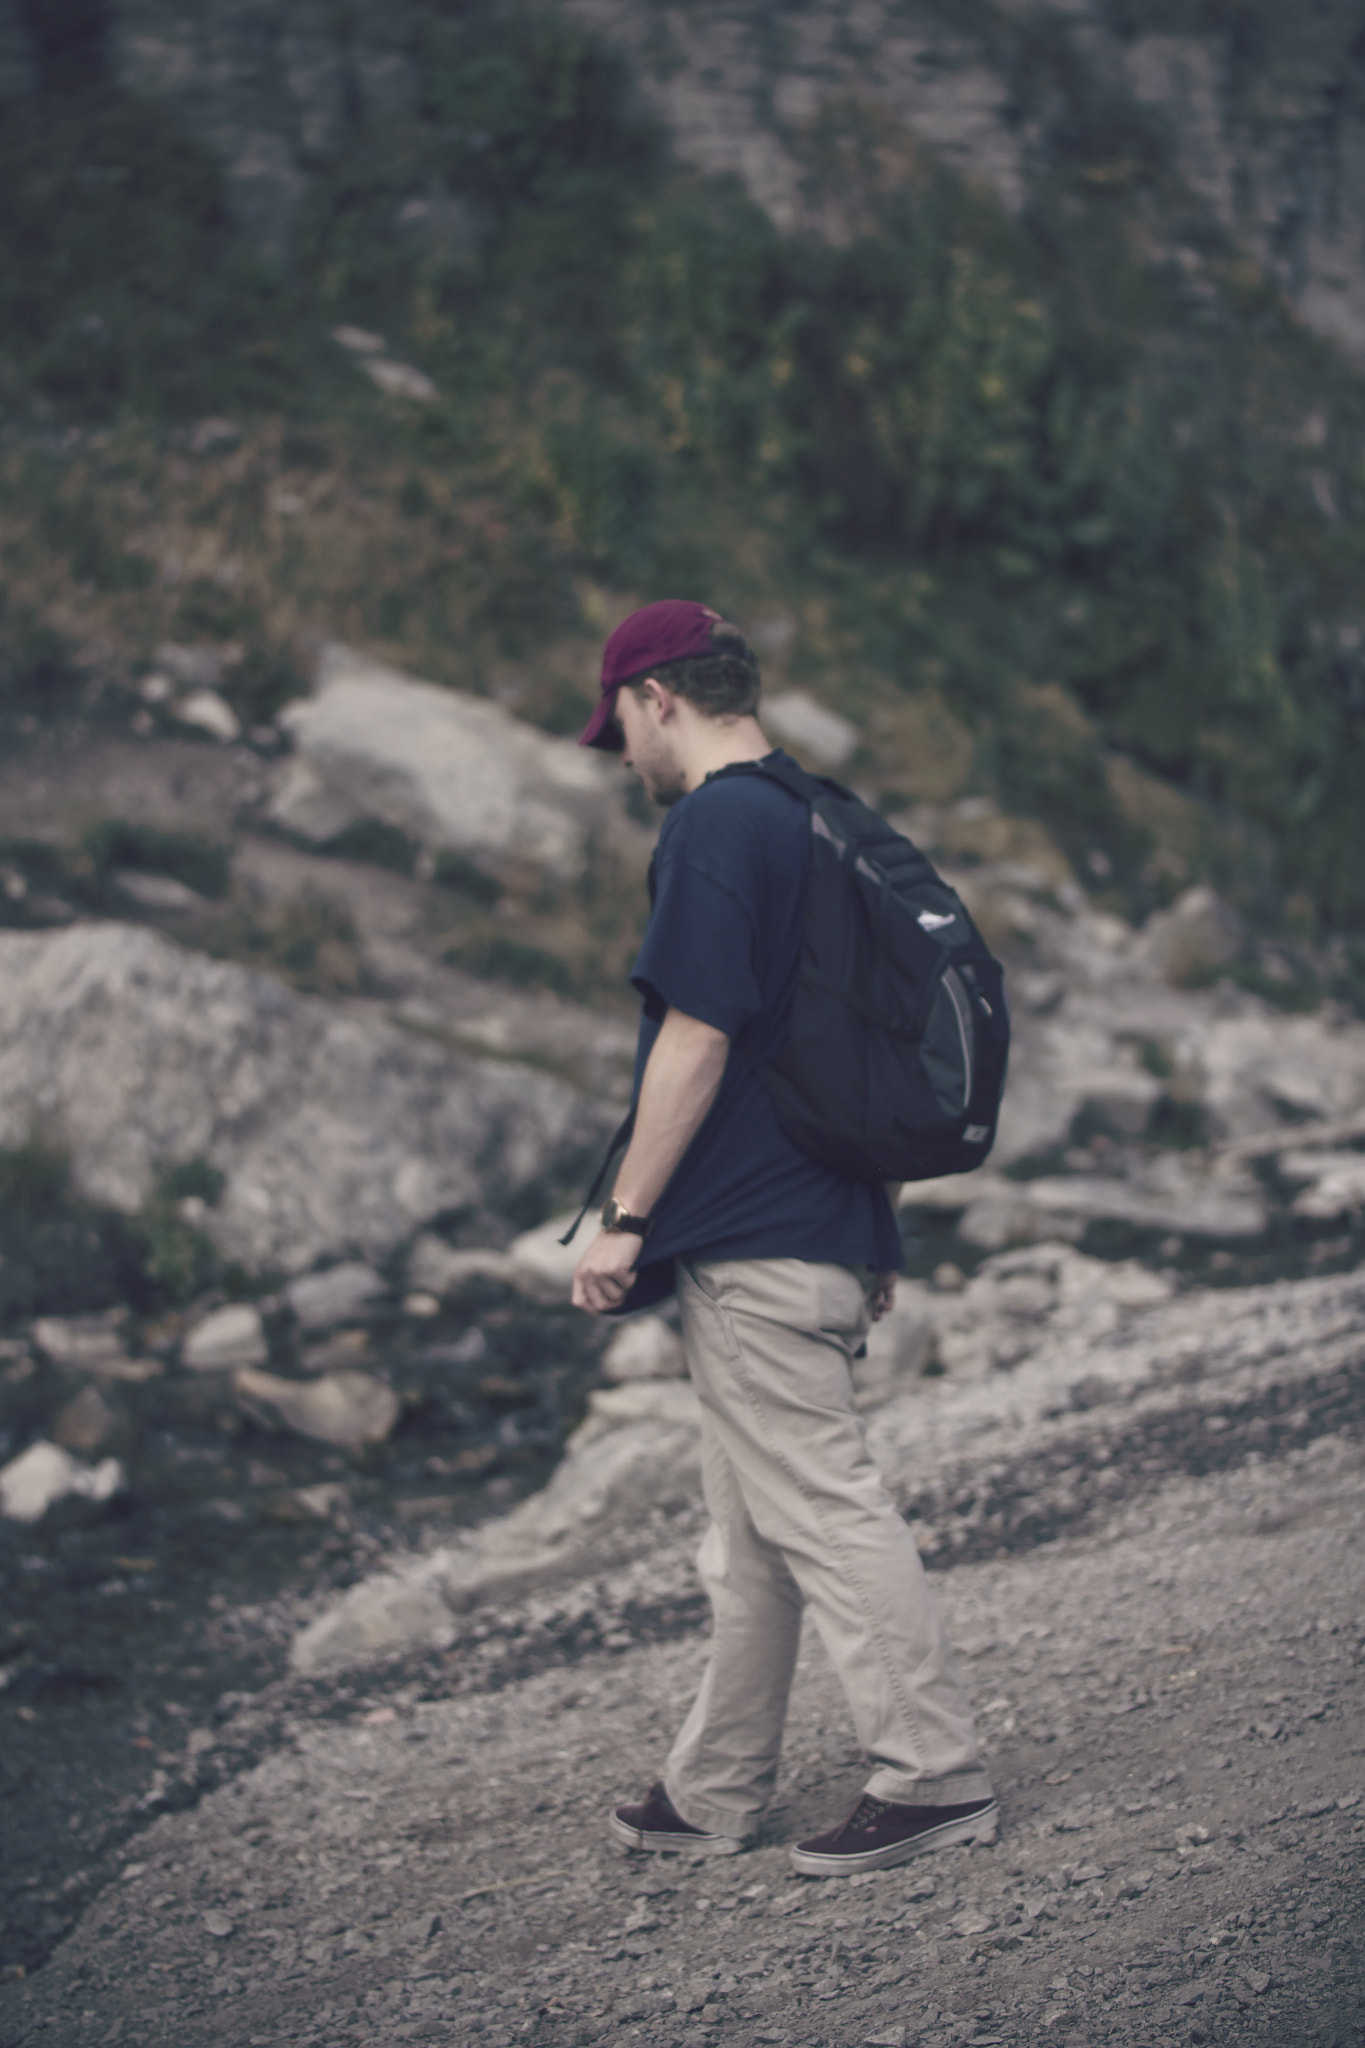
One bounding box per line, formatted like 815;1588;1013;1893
707;752;851;807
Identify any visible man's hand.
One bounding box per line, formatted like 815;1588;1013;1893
571;1005;731;1317
867;1271;898;1322
572;1227;644;1314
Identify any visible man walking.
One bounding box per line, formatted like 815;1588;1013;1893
572;600;996;1876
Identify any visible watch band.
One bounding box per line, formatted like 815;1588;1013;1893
600;1196;653;1238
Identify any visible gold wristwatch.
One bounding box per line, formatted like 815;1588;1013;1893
600;1196;653;1238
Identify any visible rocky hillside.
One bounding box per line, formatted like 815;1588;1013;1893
3;0;1365;954
4;0;1363;367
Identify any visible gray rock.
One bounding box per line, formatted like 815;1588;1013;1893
910;1157;1268;1248
154;642;240;691
1134;885;1242;986
0;923;604;1276
1074;1067;1163;1138
1281;1150;1365;1219
268;644;621;884
506;1212;596;1303
169;688;241;744
52;1385;123;1457
0;1440;126;1522
602;1315;686;1383
31;1312;128;1374
292;1379;702;1672
112;870;209;912
405;1234;519;1298
1023;1168;1267;1241
852;1286;937;1409
762;689;859;768
232;1365;400;1449
360;356;439;403
183;1303;268;1373
286;1262;385;1330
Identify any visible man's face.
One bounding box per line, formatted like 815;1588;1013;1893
615;683;687;808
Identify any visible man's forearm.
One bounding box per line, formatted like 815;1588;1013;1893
612;1006;731;1217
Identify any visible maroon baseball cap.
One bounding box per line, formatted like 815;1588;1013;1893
578;599;729;751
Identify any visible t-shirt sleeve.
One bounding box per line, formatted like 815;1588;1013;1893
631;851;763;1040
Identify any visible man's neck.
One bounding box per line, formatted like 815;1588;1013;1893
679;713;771;794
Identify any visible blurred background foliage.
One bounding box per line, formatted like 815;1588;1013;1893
2;3;1364;938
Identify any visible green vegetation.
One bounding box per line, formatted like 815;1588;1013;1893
0;1142;222;1326
208;888;366;996
80;820;232;899
2;6;1364;951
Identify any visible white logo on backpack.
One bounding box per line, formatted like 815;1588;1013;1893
917;909;956;931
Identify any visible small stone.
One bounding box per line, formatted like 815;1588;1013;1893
864;2030;907;2048
365;357;439;402
762;689;859;768
183;1304;267;1373
232;1365;400;1449
0;1441;126;1522
602;1315;686;1383
112;869;207;911
287;1262;385;1330
53;1385;123;1456
1245;1970;1271;1995
172;688;241;744
951;1908;993;1937
203;1911;234;1938
32;1312;128;1374
1172;1983;1204;2006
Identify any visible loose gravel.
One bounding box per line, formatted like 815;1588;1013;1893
3;1432;1361;2048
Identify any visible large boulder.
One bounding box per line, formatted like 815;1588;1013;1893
0;924;607;1275
269;644;623;883
290;1378;704;1673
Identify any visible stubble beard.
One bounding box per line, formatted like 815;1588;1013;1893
633;733;688;808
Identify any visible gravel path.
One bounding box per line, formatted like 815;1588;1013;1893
4;1432;1361;2048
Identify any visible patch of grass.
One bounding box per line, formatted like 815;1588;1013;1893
209;888;366;995
320;820;419;876
0;90;307;422
131;1161;222;1305
0;1142;128;1327
431;851;503;906
445;932;576;998
80;820;232;900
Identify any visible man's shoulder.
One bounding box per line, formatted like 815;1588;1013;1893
665;755;808;848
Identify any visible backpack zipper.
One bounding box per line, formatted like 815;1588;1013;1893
941;965;974;1110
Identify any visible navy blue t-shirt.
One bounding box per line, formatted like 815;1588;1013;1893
621;752;901;1308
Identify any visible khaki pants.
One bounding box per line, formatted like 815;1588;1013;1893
664;1257;992;1839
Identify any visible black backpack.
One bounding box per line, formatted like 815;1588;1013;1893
715;753;1010;1184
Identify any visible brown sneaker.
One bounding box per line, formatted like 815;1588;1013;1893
609;1781;747;1857
790;1793;999;1876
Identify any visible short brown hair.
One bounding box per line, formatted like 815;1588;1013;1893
629;623;761;720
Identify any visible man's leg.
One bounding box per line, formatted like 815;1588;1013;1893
662;1391;804;1837
675;1257;992;1809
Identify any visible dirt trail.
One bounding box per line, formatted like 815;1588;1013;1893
3;1432;1361;2048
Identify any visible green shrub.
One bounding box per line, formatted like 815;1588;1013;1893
320;820;419;875
210;889;365;994
446;932;575;996
81;820;232;900
0;92;300;421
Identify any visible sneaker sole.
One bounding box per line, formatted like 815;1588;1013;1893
789;1800;999;1878
608;1813;746;1857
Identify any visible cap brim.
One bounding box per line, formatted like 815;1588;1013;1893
578;690;623;751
